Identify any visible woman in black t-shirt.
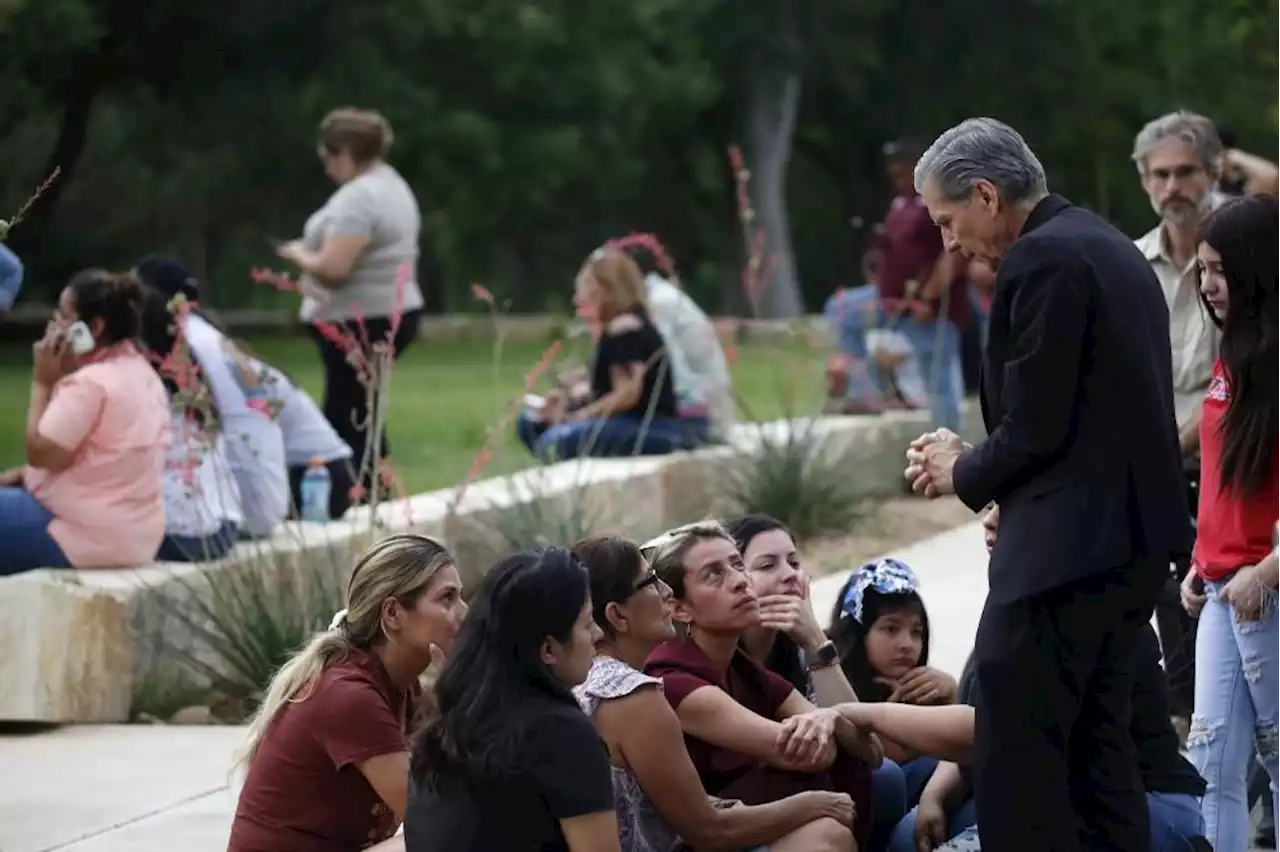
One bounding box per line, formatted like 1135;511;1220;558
406;547;619;852
516;247;691;461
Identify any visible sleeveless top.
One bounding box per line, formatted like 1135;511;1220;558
574;656;683;852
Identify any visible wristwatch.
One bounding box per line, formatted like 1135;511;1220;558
804;640;839;672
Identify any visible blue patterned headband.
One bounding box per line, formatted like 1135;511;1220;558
840;558;920;623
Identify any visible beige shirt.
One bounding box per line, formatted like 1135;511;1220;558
1134;224;1219;430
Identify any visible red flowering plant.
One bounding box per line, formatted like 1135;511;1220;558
247;262;415;526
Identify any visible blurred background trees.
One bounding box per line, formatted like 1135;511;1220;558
0;0;1275;316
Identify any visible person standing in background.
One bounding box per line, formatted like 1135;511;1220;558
277;107;425;494
0;243;23;318
1130;110;1223;739
825;140;969;429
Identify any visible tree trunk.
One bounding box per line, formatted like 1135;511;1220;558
744;66;804;318
7;56;110;258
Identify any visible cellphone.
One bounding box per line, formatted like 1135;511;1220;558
523;393;547;410
62;320;95;356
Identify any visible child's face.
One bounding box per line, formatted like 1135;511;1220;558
864;607;925;681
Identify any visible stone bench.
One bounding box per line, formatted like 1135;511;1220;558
0;405;980;722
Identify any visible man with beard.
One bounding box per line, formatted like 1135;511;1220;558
1131;111;1223;743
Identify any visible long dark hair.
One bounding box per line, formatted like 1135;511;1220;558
827;575;932;703
410;547;590;785
724;514;808;694
1197;195;1278;496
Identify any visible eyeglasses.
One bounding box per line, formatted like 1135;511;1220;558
634;569;663;593
1148;164;1204;183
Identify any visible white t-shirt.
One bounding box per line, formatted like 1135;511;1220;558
182;313;290;537
256;361;352;468
163;411;244;538
644;274;734;435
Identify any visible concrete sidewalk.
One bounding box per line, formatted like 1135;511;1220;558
11;521;1258;851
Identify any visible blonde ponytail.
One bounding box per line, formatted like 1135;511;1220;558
233;534;455;769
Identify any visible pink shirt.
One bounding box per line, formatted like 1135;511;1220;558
24;342;170;568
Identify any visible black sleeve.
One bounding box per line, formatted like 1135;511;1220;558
598;327;662;373
530;708;615;819
953;242;1090;511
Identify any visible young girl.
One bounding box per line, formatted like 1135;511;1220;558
1180;193;1278;851
828;558;955;811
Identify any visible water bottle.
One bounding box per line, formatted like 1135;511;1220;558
300;457;332;523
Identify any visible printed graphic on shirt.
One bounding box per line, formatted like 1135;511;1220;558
1206;368;1228;402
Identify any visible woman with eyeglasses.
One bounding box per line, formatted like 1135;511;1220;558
572;535;856;852
640;522;879;851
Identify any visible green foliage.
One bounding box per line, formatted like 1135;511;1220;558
146;547;345;717
0;0;1274;311
488;470;599;552
725;416;867;543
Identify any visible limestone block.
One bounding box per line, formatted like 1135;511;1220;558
0;570;132;722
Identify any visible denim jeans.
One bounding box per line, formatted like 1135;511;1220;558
515;410;708;462
0;485;71;575
1188;576;1279;851
156;522;240;563
893;793;1202;852
824;285;963;432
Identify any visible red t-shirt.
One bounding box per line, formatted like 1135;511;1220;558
1194;360;1279;581
878;192;971;329
228;649;419;852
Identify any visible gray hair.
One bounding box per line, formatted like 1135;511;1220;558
1132;111;1223;174
914;117;1048;205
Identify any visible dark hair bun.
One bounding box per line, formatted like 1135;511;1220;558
64;268;146;345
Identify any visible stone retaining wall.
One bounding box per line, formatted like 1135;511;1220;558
0;405;981;723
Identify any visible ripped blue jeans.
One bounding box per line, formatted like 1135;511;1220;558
1188;575;1279;851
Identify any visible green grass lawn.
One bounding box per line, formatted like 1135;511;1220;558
0;335;825;495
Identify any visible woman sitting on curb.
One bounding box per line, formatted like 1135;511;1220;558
573;534;856;851
228;535;466;852
642;521;880;851
515;247;692;461
0;269;169;574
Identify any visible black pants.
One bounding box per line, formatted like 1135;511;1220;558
1155;462;1202;717
972;559;1166;852
307;310;421;492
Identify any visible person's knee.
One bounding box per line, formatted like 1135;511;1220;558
775;817;856;852
872;758;909;821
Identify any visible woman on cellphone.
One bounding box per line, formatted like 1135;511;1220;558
1179;194;1279;851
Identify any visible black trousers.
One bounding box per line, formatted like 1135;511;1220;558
972;559;1166;852
307;309;422;492
1155;461;1201;717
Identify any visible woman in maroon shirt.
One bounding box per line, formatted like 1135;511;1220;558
641;521;878;851
228;534;468;852
1178;194;1278;851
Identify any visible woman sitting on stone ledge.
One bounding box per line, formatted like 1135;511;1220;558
0;269;170;575
135;256;291;538
406;546;621;852
641;521;878;851
515;247;695;461
572;533;857;852
228;534;465;852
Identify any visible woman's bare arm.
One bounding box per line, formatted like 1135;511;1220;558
834;702;975;763
676;685;834;773
356;751;410;820
777;691;883;767
560;812;622;852
603;687;823;849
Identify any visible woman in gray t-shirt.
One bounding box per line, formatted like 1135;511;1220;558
277;108;424;489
